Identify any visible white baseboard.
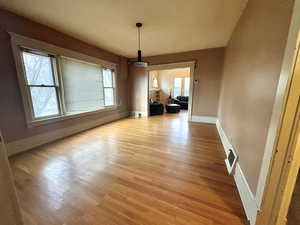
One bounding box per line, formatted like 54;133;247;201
6;111;129;157
191;116;217;124
216;119;258;225
130;111;148;118
234;164;258;225
216;120;232;156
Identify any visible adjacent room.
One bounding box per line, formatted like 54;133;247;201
0;1;300;225
149;67;191;117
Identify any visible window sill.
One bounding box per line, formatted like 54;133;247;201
27;105;119;128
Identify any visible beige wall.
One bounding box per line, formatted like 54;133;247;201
128;66;148;114
129;48;224;117
0;9;129;144
218;0;295;193
156;68;190;104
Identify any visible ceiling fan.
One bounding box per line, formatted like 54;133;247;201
130;22;149;67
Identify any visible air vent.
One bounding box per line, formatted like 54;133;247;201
225;148;238;175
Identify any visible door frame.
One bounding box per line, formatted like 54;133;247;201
256;31;300;225
145;61;196;120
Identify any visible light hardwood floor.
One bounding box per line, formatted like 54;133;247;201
10;111;247;225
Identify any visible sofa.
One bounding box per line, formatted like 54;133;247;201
173;96;189;109
149;101;164;116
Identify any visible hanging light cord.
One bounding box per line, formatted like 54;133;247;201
138;26;141;51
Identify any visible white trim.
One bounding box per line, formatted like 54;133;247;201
9;32;116;68
191;116;217;124
6;111;129;156
146;61;195;120
255;0;300;208
27;106;119;128
147;70;151;118
9;32;119;128
234;164;258;225
216;120;238;174
216;120;232;155
216;119;258;225
130;111;148;118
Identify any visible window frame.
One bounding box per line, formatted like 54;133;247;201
173;77;183;97
173;77;191;97
102;67;116;107
10;32;119;128
20;48;63;120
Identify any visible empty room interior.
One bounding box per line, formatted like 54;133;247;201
1;1;300;225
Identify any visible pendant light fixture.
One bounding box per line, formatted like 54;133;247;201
131;22;149;67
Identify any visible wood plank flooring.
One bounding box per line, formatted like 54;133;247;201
9;111;247;225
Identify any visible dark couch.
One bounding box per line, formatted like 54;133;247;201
149;102;164;116
173;96;189;109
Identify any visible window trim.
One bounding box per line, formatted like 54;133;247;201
10;32;119;128
102;67;116;107
21;49;63;120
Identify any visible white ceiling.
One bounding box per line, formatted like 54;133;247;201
0;0;248;57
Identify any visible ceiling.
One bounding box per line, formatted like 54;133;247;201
0;0;248;58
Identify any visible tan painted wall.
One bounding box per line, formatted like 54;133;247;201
128;66;148;114
0;9;129;144
129;48;224;117
218;0;295;193
157;68;190;104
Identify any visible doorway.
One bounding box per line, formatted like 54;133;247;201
146;61;195;120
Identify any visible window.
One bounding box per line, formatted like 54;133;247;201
152;77;158;89
22;49;61;119
173;78;182;97
184;77;190;96
103;68;115;106
60;57;105;113
13;36;118;126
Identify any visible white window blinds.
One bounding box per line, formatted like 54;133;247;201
60;57;105;113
